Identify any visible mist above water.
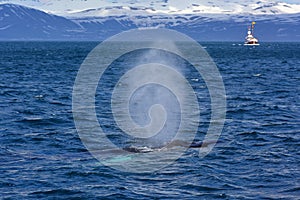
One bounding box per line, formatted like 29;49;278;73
111;45;197;148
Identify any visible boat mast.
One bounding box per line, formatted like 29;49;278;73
251;21;256;35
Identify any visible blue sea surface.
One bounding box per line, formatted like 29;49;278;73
0;42;299;199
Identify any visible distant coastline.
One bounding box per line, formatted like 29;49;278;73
0;3;299;42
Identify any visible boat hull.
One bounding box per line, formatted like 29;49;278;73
244;43;260;46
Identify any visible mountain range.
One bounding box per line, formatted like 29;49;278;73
0;1;299;41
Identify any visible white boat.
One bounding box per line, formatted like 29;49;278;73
244;22;260;46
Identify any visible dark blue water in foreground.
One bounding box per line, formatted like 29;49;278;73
1;42;299;199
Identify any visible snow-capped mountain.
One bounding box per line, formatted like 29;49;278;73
0;0;300;16
65;1;300;17
0;4;84;40
0;4;137;40
0;2;299;41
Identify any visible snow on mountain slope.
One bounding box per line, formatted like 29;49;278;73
1;0;299;30
0;0;299;17
275;2;300;13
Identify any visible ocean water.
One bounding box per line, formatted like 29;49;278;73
0;42;299;199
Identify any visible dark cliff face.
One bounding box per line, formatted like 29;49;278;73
0;3;299;41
